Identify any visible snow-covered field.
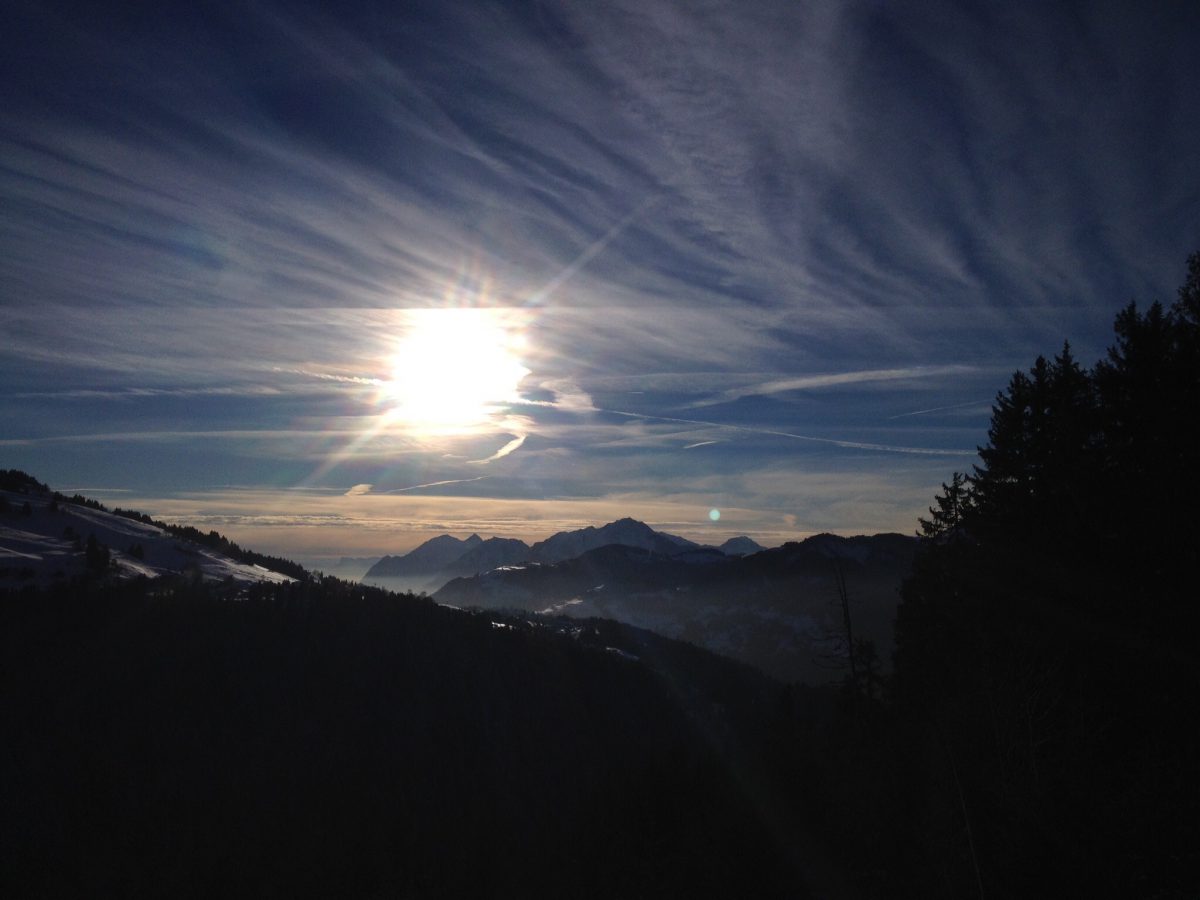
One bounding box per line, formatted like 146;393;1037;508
1;489;292;589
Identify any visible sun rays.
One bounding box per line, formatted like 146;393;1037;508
380;308;531;436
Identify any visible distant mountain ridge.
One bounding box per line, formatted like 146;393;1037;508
363;517;762;589
362;520;918;684
719;536;764;556
368;533;484;577
444;537;531;576
529;517;698;562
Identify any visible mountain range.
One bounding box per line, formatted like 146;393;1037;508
363;511;914;685
364;517;764;594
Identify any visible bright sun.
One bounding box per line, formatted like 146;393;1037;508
383;309;530;434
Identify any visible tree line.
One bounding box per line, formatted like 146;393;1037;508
800;252;1200;897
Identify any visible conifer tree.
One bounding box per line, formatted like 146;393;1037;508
893;252;1200;898
917;472;972;537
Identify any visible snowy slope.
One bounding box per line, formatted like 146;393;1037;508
1;489;292;589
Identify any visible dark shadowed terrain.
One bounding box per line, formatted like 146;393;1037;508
1;558;830;898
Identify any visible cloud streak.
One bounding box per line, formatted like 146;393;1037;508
603;410;976;457
688;365;981;408
471;434;527;464
887;399;993;420
374;477;491;495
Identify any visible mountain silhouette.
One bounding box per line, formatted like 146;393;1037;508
443;536;531;576
719;535;764;556
364;517;714;592
529;517;697;562
365;532;484;578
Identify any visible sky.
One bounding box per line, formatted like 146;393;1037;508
2;0;1198;559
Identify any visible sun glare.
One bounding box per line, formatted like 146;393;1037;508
382;309;530;434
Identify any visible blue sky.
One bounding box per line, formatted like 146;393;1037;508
2;0;1197;558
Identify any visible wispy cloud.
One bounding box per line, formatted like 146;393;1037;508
13;385;286;400
0;429;365;448
688;365;980;408
604;410;976;457
470;434;527;464
3;0;1196;553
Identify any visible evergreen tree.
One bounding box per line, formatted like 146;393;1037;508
85;534;110;573
894;252;1200;898
1172;249;1200;325
917;471;972;537
967;342;1096;549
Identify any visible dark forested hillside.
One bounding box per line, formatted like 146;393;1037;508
881;253;1200;897
1;573;823;899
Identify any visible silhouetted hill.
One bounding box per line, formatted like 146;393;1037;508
365;532;484;577
720;535;764;556
443;536;531;576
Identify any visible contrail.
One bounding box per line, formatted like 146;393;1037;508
601;410;976;457
376;476;491;494
887;399;991;420
272;367;382;385
507;396;975;456
528;196;658;304
690;365;978;409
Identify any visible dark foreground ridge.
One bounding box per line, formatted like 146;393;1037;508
1;560;834;898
